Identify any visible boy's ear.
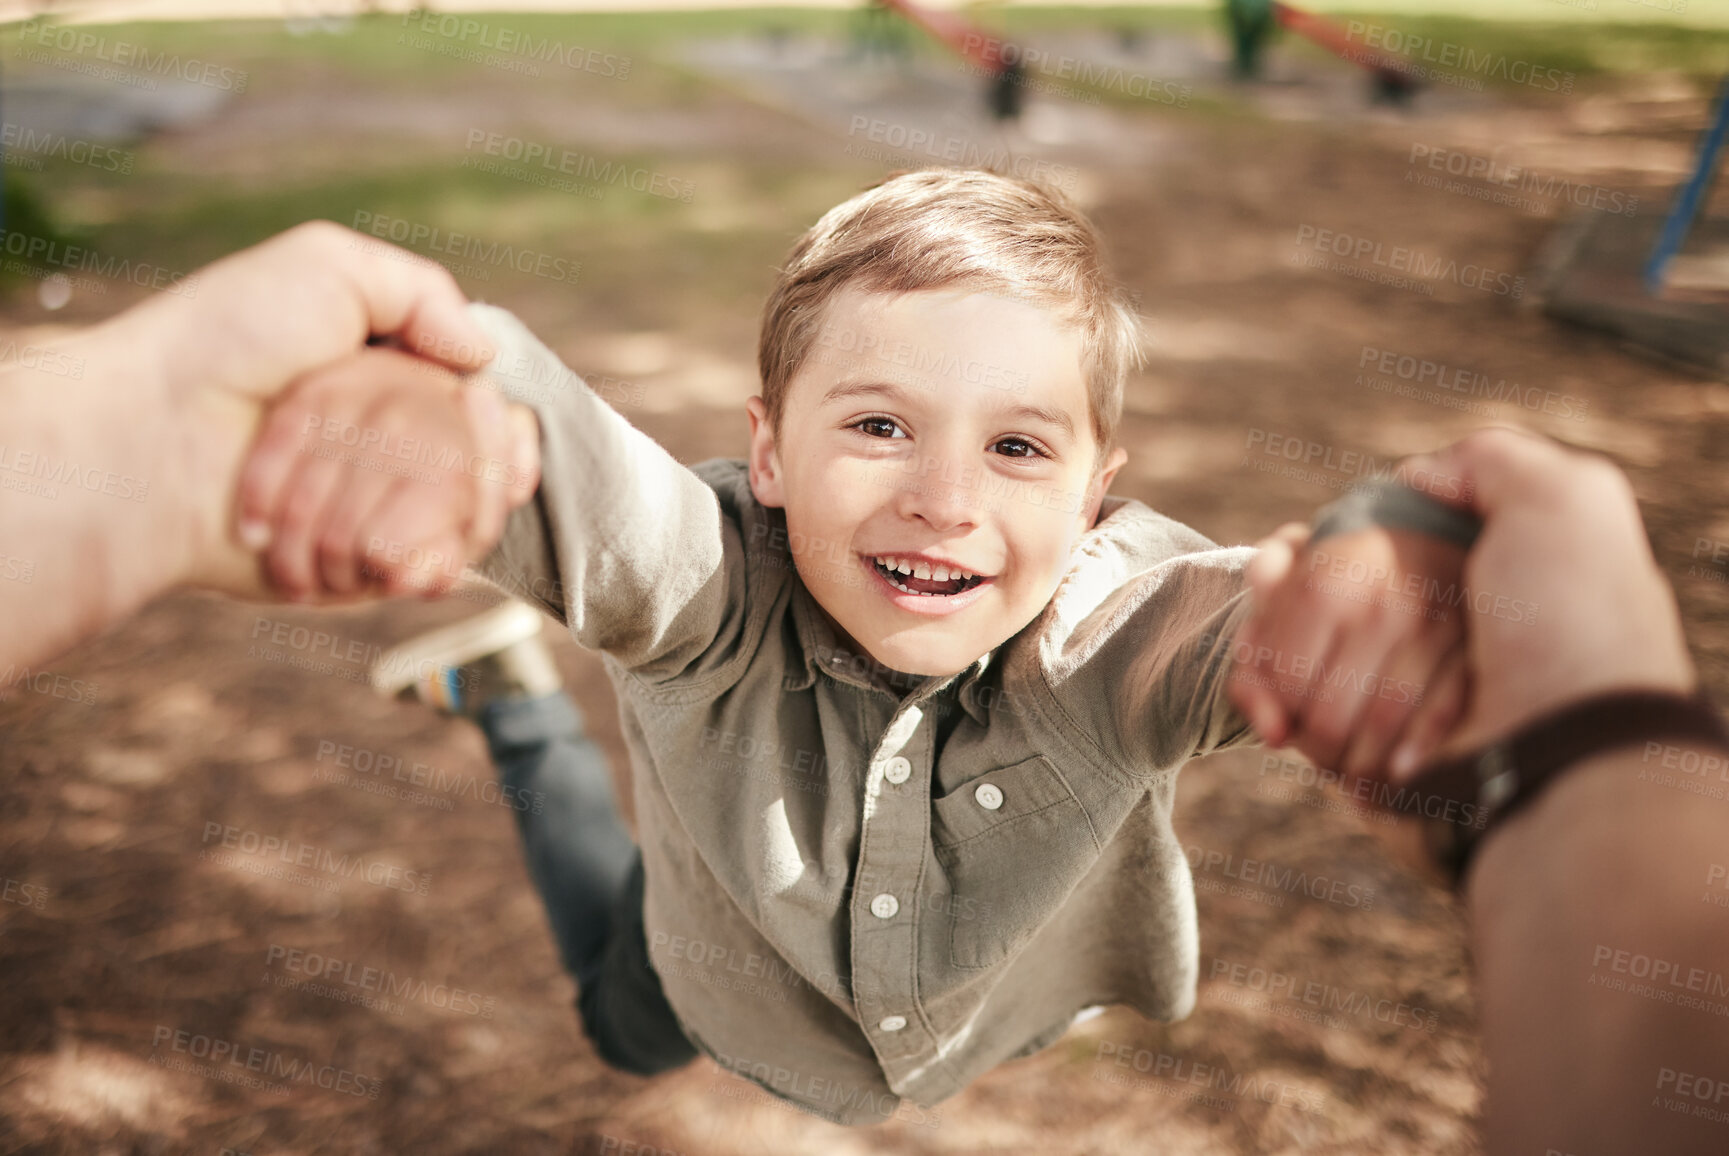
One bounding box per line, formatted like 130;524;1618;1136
745;396;786;509
1084;446;1128;528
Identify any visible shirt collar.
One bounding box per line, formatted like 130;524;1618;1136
789;579;994;714
953;652;996;725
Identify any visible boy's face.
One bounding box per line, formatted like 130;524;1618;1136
747;286;1126;678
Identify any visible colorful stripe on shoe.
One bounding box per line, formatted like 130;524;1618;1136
416;665;464;713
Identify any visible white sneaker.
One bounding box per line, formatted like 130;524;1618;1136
370;601;561;716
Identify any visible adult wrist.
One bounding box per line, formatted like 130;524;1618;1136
93;298;265;597
0;307;198;667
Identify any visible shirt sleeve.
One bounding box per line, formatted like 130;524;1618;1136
1040;541;1259;776
466;304;747;681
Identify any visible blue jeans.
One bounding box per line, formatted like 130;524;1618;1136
479;692;697;1076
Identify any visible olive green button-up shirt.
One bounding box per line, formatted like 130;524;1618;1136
472;306;1255;1126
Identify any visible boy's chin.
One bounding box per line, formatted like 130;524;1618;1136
859;633;993;681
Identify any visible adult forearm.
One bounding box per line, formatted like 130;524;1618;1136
0;305;202;669
0;294;272;670
1469;743;1729;1155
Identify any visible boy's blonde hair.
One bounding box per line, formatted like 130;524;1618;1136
757;168;1143;460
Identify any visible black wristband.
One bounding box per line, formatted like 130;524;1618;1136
1310;481;1482;552
1410;690;1729;889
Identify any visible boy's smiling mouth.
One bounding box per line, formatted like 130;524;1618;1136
866;553;992;598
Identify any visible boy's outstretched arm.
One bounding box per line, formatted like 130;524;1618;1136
453;306;752;678
1038;486;1474;782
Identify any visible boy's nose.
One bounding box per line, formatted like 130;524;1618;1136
895;460;985;533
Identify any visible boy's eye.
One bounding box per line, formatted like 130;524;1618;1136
992;436;1049;459
850;416;906;439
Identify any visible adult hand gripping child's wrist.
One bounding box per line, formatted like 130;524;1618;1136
1383;428;1697;770
0;222;505;669
1377;443;1722;1156
1228;517;1472;783
1230;429;1696;782
156;221;505;600
1235;429;1701;886
234;346;541;602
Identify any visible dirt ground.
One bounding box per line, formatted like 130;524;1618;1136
3;14;1728;1155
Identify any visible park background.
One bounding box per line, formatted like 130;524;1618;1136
2;1;1728;1152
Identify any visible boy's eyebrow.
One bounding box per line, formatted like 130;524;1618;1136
821;380;912;407
822;380;1077;439
993;400;1075;439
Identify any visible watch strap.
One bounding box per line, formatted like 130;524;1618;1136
1412;690;1729;887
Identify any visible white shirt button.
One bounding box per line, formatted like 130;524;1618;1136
974;782;1004;810
870;893;899;919
879;1015;908;1032
883;756;912;785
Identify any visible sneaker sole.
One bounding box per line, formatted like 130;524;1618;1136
369;601;546;697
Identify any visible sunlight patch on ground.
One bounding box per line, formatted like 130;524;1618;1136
1;1044;194;1142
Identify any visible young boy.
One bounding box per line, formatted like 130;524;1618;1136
240;169;1466;1125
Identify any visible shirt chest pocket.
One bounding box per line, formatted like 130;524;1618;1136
929;755;1100;970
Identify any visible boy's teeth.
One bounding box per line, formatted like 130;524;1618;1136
872;555;980;585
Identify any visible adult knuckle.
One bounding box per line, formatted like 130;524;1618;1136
1360;701;1402;743
1302;707;1350;753
318;525;351;561
280;492;317;533
1466;426;1522;460
287;219;351;257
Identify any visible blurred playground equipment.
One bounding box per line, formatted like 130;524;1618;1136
869;0;1025;119
1262;1;1418;104
1541;77;1729;377
1646;77;1729;296
864;0;1422;120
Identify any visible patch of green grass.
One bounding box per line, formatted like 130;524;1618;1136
6;10;858;79
995;1;1725;30
72;158;691;266
993;5;1729;84
30;147;863;334
12;6;1721;96
0;176;81;292
1299;13;1729;81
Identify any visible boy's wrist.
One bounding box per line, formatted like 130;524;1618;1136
504;401;542;504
